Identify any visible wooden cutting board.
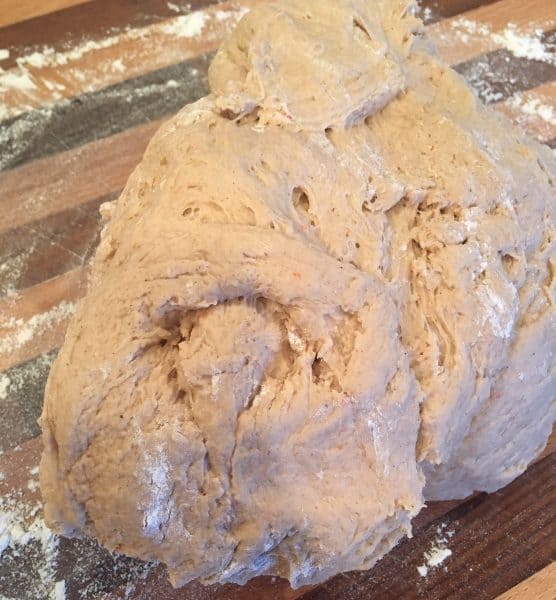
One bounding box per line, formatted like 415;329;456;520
0;1;555;598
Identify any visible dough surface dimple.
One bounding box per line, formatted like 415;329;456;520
40;0;555;588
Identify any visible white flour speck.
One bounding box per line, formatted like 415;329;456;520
417;523;454;577
0;49;9;61
160;11;208;38
417;564;428;577
111;58;125;73
27;479;39;492
0;71;37;92
0;374;10;401
51;580;66;600
17;49;56;68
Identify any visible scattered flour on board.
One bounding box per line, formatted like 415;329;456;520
0;300;77;357
449;16;555;65
0;6;248;121
447;17;555;111
492;24;555;64
0;49;10;61
0;482;156;599
506;92;556;127
0;5;248;172
417;523;455;577
0;492;59;597
160;11;209;37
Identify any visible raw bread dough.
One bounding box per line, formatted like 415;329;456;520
40;0;555;588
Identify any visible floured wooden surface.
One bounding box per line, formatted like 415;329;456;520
0;1;555;598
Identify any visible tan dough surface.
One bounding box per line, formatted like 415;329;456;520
40;0;556;588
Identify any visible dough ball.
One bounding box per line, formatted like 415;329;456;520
40;0;555;588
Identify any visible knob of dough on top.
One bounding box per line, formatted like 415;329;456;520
209;0;420;129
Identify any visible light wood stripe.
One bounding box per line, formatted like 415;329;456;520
0;0;92;28
0;267;88;372
496;82;556;143
428;0;555;65
495;562;556;600
0;0;257;121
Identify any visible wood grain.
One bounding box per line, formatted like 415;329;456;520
0;119;161;234
0;196;103;296
495;562;556;600
0;0;91;28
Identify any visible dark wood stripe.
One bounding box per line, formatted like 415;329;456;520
0;196;106;297
418;0;499;24
301;452;556;600
455;29;556;104
0;350;57;453
0;0;217;70
0;53;211;172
